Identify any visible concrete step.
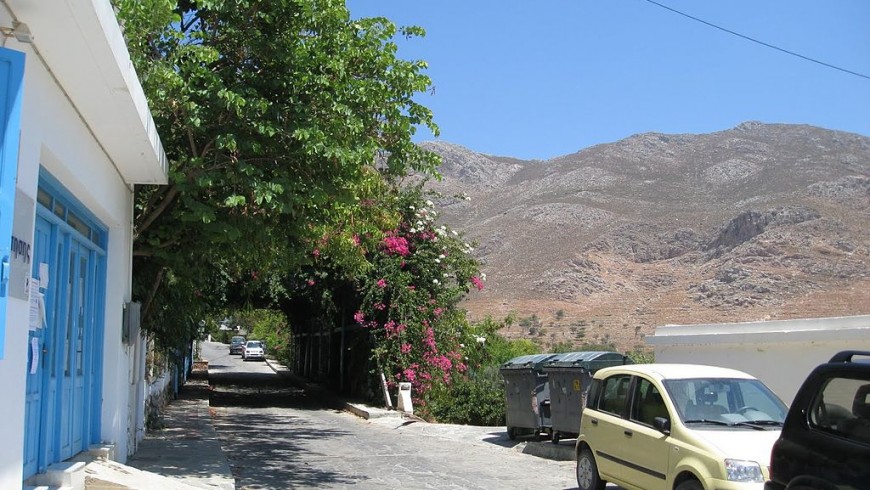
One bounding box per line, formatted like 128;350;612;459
23;461;85;490
87;444;115;461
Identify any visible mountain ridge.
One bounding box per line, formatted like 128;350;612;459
421;122;870;352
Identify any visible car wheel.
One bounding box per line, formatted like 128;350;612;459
676;479;703;490
576;447;605;490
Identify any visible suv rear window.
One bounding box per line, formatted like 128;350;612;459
809;376;870;445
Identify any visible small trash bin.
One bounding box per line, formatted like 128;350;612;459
500;353;558;440
543;351;632;443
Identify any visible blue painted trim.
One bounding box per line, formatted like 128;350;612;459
0;47;25;359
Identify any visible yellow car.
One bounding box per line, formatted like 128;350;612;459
575;364;787;490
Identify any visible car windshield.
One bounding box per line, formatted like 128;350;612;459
246;341;262;349
663;377;787;426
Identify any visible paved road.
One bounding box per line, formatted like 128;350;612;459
201;342;578;489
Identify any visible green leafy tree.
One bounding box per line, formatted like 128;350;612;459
113;0;441;350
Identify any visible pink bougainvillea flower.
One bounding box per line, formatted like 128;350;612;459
352;234;361;246
374;302;386;311
307;279;316;286
381;235;410;256
471;276;484;291
400;343;412;354
353;311;365;324
377;278;387;288
313;248;321;258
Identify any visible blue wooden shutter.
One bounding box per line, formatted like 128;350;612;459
0;47;25;358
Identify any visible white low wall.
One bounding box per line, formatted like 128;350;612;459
646;315;870;405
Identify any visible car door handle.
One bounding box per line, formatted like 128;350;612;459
624;429;633;437
590;418;598;425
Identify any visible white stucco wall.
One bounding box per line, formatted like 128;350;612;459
0;39;134;489
0;1;165;487
646;315;870;406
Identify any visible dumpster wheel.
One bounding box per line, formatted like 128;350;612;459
552;432;561;444
507;427;517;440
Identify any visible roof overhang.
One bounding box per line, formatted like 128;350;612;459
6;0;168;184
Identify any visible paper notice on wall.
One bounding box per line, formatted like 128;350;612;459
39;263;49;289
30;337;39;374
29;279;42;330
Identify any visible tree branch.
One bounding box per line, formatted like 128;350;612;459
135;184;180;240
141;267;166;325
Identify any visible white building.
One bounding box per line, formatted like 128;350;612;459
646;315;870;405
0;1;167;487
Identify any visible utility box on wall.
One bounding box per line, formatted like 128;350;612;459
122;301;141;345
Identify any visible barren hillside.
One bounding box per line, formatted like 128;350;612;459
421;122;870;352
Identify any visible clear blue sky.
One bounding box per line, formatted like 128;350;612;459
347;0;870;160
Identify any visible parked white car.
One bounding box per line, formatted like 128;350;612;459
242;340;265;361
576;363;787;490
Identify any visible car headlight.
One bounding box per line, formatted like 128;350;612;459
724;459;763;482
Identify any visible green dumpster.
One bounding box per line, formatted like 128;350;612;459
500;353;558;440
542;351;632;443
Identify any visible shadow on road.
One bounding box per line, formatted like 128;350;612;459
208;369;370;488
209;369;347;409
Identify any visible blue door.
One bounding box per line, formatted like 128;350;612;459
24;216;55;476
24;180;106;478
0;46;25;357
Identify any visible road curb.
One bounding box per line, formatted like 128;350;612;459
517;441;576;461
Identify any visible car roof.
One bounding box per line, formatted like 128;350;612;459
594;363;757;381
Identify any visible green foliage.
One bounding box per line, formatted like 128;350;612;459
115;0;442;352
425;365;506;426
237;309;292;364
627;349;655;364
580;342;618;352
423;316;545;425
550;341;576;353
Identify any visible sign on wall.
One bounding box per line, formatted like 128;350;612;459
10;188;34;300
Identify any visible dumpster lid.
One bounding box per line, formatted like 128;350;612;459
541;351;631;369
500;353;559;371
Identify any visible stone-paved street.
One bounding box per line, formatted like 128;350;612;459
202;342;578;489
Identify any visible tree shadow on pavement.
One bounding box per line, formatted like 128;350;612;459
209;370;370;488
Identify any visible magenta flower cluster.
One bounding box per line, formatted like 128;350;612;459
381;235;410;256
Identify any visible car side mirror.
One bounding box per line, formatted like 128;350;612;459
653;416;671;435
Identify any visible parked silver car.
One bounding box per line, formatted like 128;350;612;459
242;340;265;361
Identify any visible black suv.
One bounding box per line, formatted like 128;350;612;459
765;350;870;490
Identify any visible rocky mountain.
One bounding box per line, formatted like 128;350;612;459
420;122;870;352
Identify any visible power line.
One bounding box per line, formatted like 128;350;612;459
643;0;870;81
